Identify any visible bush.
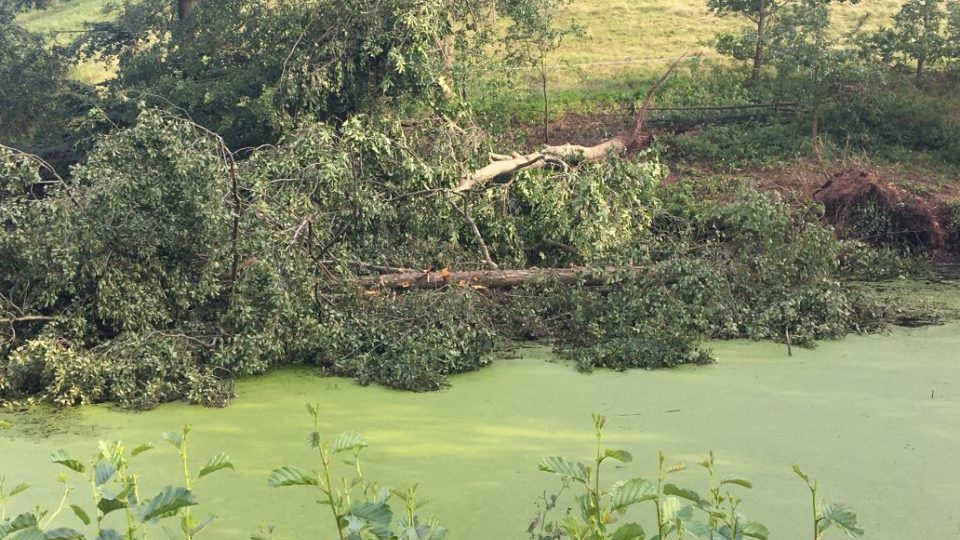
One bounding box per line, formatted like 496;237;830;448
661;122;810;167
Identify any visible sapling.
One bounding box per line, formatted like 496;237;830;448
267;403;446;539
793;465;864;539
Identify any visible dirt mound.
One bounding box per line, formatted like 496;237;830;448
814;168;946;250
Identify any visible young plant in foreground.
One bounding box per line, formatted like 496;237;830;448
537;414;770;540
793;466;863;539
1;426;233;540
267;403;446;540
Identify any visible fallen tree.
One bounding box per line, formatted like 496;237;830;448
354;266;650;291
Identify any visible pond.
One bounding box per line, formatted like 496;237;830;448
2;322;959;539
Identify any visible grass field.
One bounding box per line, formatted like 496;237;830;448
16;0;111;35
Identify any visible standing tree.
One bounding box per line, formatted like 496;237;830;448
873;0;949;84
708;0;857;86
764;0;845;149
949;1;960;57
503;0;583;144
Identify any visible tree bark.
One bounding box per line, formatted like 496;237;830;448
354;266;651;291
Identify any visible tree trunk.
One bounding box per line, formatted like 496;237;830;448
354;266;650;291
177;0;196;40
916;55;925;85
811;65;821;148
749;0;767;86
541;62;549;145
177;0;194;20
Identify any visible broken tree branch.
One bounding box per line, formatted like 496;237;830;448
0;315;56;324
453;54;686;194
446;191;498;269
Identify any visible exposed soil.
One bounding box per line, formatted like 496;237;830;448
813;167;947;249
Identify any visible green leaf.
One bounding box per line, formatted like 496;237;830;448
198;453;234;479
611;478;657;512
70;504;91;526
94;461;116;486
10;526;45;540
538;456;589;483
611;522;646;540
820;503;864;537
49;450;85;474
603;449;633;463
43;528;84;539
741;520;770;539
720;476;753;489
162;431;183;450
660;496;682;523
97;495;127;517
560;515;588;538
349;501;393;526
267;466;318;487
663;484;704;506
131;443;154;457
0;513;38;536
9;483;30;497
136;486;197;523
94;530;122;540
0;420;10;429
330;432;367;455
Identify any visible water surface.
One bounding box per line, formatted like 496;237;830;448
2;323;959;539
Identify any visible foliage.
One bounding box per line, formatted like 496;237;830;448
0;424;233;540
534;414;812;540
793;466;864;539
267;404;446;540
73;0;458;148
708;0;858;86
502;0;584;144
661;123;809;167
1;105;895;407
534;415;864;539
0;13;94;162
866;0;958;83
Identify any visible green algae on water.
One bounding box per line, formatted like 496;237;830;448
1;325;959;539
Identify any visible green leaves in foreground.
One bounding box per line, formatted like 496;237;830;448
136;486;197;523
794;465;864;538
268;405;446;539
538;456;589;483
49;450;85;474
531;415;858;540
267;466;318;487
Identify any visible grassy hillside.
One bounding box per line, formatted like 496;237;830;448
557;0;902;69
16;0;111;34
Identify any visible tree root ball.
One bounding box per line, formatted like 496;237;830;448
814;168;946;250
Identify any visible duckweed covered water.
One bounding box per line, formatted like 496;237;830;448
2;323;959;539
